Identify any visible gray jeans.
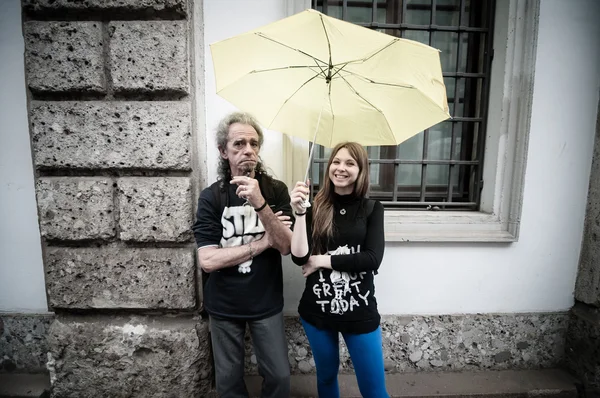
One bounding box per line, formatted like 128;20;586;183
209;312;291;398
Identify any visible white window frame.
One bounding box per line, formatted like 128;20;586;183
283;0;540;242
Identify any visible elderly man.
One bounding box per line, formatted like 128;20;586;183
192;112;293;398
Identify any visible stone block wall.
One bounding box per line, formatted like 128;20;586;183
0;315;54;373
20;0;211;396
246;313;569;376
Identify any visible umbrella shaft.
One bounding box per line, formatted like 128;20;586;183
304;93;327;183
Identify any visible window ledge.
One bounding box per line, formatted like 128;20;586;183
384;210;516;243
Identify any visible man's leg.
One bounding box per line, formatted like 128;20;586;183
248;312;291;398
210;316;249;398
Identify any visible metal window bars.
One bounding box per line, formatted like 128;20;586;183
310;0;495;210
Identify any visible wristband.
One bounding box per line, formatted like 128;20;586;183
294;211;307;216
247;242;255;258
254;200;267;212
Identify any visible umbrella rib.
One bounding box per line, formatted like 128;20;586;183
255;32;328;67
319;15;333;71
267;72;321;127
338;74;397;144
336;69;415;89
331;39;398;68
338;73;383;114
248;65;324;75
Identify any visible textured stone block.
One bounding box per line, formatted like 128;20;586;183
47;316;212;397
109;21;188;96
36;178;114;241
24;22;105;94
566;303;600;392
575;103;600;306
267;313;569;375
30;101;191;170
118;177;192;242
22;0;188;19
46;246;195;309
0;314;54;373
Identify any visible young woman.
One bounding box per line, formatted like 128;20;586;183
290;142;388;398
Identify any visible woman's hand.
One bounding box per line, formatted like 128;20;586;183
301;255;331;277
290;180;310;214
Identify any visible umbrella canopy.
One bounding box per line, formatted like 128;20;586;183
210;9;450;149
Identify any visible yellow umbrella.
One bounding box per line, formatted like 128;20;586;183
210;8;450;182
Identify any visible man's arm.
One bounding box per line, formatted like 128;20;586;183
197;236;271;273
193;187;270;273
231;175;292;255
255;205;292;255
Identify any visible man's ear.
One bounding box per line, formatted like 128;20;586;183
218;146;228;159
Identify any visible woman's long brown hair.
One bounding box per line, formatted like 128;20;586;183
311;142;370;254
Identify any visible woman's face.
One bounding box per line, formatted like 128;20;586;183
328;147;359;195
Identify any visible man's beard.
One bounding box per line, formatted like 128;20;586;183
241;163;255;177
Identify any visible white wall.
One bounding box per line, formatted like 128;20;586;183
0;0;48;313
203;0;287;183
204;0;600;315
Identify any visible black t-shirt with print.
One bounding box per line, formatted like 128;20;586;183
292;193;385;334
192;173;293;320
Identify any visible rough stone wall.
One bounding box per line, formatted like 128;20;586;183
567;98;600;395
0;314;54;373
20;0;211;396
246;313;568;376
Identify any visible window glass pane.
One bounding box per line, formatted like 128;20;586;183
370;163;395;198
397;133;423;160
451;122;463;160
426;164;449;188
432;31;458;72
435;0;463;26
406;0;431;25
404;29;429;45
367;146;381;185
397;164;422;188
427;123;452;160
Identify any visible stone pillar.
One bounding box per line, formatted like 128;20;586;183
566;98;600;395
20;0;211;396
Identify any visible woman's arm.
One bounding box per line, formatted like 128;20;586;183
300;201;385;277
290;181;311;265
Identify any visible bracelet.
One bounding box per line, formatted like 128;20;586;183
294;211;307;216
247;242;255;258
254;200;267;212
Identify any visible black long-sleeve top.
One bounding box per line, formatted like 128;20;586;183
292;193;385;334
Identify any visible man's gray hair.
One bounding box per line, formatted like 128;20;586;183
216;112;267;182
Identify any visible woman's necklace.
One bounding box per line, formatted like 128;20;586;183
340;208;346;215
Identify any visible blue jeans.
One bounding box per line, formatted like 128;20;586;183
301;318;389;398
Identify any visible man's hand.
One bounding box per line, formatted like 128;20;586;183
231;175;265;208
275;211;292;229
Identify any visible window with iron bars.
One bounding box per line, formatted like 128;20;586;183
310;0;495;210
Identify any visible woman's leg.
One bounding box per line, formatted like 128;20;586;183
343;327;389;398
301;318;341;398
